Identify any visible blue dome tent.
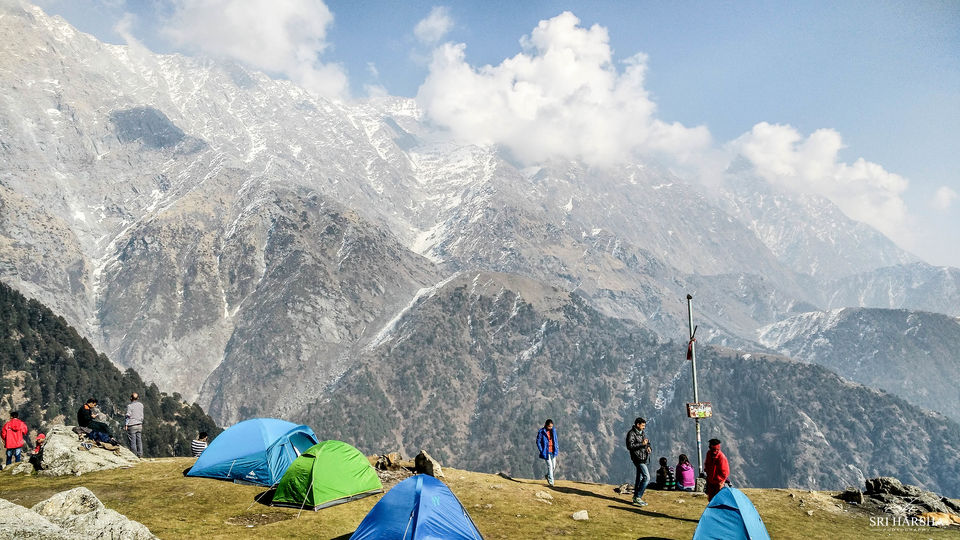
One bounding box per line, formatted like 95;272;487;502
350;474;483;540
186;418;317;486
693;487;771;540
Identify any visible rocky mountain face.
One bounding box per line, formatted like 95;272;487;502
3;1;960;494
305;273;960;497
757;308;960;423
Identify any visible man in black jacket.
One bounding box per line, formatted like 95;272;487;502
77;398;113;441
625;417;652;506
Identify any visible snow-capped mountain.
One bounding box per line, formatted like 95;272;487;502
2;0;959;479
758;307;960;422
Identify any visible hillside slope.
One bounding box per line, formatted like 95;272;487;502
0;281;218;456
758;308;960;422
305;273;960;497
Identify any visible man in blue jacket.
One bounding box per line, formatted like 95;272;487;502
537;419;559;487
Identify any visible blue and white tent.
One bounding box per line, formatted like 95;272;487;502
693;487;771;540
350;474;483;540
186;418;317;487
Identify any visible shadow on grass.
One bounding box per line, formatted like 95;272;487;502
330;535;352;540
253;488;276;507
550;484;630;505
609;504;699;523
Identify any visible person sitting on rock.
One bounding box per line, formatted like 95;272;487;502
653;456;676;490
676;453;696;492
1;411;29;468
191;431;208;457
77;398;115;443
29;432;46;470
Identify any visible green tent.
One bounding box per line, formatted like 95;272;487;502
271;440;383;510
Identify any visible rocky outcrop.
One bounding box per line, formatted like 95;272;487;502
0;499;69;540
31;487;157;539
0;488;156;539
853;477;960;518
414;450;444;478
38;425;139;477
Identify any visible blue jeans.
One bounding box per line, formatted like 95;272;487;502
634;463;650;499
6;448;22;465
543;455;556;485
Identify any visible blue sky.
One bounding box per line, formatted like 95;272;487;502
36;0;960;266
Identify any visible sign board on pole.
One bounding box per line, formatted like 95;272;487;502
686;402;713;418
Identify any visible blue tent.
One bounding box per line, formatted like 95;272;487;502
350;474;483;540
693;487;771;540
186;418;317;487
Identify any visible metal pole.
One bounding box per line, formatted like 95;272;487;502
686;294;704;478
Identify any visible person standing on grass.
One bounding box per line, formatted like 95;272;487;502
625;417;652;506
1;411;29;468
124;392;144;458
704;438;730;501
537;419;559;487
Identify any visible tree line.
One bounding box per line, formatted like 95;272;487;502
0;281;219;457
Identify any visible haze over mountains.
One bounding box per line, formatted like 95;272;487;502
1;1;958;495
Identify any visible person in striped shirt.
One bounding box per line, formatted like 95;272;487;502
190;432;208;457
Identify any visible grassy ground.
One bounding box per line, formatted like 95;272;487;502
0;459;957;539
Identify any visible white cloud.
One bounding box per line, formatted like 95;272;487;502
162;0;347;99
415;11;711;166
414;6;453;44
364;83;389;98
931;186;958;210
729;122;911;242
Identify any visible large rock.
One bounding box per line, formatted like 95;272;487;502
864;477;952;515
31;487;104;517
38;425;139;477
30;487;157;540
414;450;444;478
0;499;70;540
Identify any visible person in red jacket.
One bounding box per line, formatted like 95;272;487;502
2;411;29;467
703;438;730;501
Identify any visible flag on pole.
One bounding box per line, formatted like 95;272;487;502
687;338;696;360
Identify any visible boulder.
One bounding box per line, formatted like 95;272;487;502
864;477;951;514
836;488;864;505
30;487;157;540
9;462;34;476
695;477;706;492
571;510;589;521
375;452;404;471
414;450;444;478
534;491;554;501
38;425;139;477
31;487;103;517
0;499;70;540
942;498;960;515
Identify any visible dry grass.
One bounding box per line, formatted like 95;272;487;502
0;459;957;539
